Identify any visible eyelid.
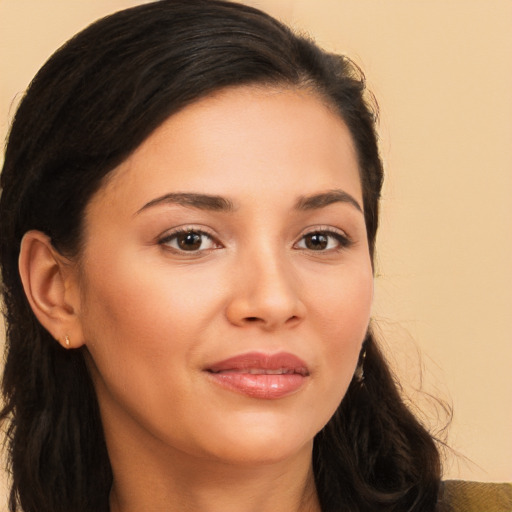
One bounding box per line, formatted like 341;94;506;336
155;224;352;254
157;225;222;253
294;225;353;251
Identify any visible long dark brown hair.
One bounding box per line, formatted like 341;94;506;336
0;1;441;511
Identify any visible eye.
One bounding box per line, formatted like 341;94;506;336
295;229;351;252
159;228;219;253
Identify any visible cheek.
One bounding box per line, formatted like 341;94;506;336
80;249;219;342
78;255;192;385
77;254;224;438
314;260;373;337
308;263;373;398
77;250;234;414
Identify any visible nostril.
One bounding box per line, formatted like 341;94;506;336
243;315;300;326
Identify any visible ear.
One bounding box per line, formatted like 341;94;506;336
18;230;84;349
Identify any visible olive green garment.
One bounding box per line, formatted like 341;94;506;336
437;480;512;512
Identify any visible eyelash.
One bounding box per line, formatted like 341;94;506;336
294;227;353;252
158;227;221;254
157;226;352;254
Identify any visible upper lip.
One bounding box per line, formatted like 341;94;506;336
206;351;310;376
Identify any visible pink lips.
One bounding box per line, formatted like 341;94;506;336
205;352;309;399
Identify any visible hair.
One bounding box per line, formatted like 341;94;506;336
0;1;441;511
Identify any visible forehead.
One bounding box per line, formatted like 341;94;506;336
90;85;362;213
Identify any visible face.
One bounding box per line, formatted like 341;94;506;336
76;86;373;466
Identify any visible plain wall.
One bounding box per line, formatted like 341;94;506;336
1;0;511;506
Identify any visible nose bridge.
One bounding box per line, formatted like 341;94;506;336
226;236;304;329
251;243;295;301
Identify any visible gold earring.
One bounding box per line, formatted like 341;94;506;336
354;348;366;384
65;335;70;347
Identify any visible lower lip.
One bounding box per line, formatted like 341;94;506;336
206;372;306;399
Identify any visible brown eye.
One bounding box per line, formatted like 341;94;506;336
304;233;328;250
159;229;218;253
177;231;203;251
295;230;351;252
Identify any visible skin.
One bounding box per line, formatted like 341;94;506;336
43;86;374;511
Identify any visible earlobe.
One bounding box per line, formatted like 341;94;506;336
18;230;84;349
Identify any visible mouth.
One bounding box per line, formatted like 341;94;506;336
209;367;308;375
205;352;310;399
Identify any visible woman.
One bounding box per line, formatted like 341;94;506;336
1;1;506;511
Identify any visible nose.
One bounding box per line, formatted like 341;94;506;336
225;248;306;331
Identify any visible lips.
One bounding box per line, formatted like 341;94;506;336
205;352;309;399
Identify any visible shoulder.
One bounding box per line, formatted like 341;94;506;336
437;480;512;511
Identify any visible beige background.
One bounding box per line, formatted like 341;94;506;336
1;0;511;504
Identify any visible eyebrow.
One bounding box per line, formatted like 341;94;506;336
137;188;362;215
295;189;363;213
137;192;235;214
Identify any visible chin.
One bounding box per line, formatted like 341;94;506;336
192;416;318;466
208;436;314;467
